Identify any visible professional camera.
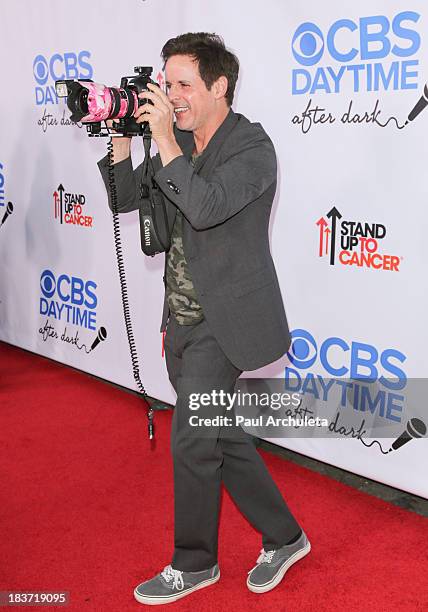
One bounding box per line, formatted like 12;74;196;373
55;66;157;137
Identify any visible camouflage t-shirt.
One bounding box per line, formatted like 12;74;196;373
165;153;204;325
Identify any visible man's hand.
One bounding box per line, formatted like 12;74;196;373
134;83;174;141
134;83;183;167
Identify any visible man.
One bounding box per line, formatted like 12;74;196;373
98;32;310;605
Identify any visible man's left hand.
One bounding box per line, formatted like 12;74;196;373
135;83;183;166
135;83;175;143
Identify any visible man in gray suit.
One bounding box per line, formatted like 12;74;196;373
98;33;310;605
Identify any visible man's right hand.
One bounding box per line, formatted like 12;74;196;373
106;119;131;164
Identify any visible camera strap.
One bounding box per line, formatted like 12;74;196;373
138;134;171;256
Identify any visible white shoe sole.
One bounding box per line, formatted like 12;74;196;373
134;571;220;605
247;541;311;594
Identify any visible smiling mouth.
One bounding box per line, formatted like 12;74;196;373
174;106;189;115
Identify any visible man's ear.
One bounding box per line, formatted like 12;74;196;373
213;75;228;100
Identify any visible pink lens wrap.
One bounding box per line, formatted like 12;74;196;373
80;83;139;122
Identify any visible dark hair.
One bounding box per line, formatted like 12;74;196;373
161;32;239;106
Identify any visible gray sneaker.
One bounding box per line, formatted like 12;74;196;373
134;563;220;605
247;531;311;593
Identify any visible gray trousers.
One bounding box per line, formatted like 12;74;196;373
164;316;301;572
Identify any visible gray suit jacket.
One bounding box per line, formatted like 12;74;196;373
98;109;291;371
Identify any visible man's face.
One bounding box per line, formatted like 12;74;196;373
165;54;218;132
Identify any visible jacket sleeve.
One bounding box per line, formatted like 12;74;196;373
153;132;277;230
97;152;162;213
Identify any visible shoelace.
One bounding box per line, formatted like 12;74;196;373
248;549;276;574
161;565;184;591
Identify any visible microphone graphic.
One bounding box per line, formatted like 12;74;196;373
1;201;13;226
405;83;428;125
389;418;427;452
90;326;107;352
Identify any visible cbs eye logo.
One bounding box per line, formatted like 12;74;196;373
33;55;50;85
292;23;325;66
40;269;56;298
288;329;318;369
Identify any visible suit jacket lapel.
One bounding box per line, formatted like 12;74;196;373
174;109;240;173
193;110;239;176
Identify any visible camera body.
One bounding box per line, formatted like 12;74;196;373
55;66;156;137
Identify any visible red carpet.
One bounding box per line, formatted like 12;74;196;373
1;341;427;611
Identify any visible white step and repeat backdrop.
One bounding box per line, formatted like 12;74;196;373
1;0;427;497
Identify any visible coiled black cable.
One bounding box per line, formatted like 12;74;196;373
107;137;154;439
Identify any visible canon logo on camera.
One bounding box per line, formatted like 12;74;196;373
143;218;151;246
